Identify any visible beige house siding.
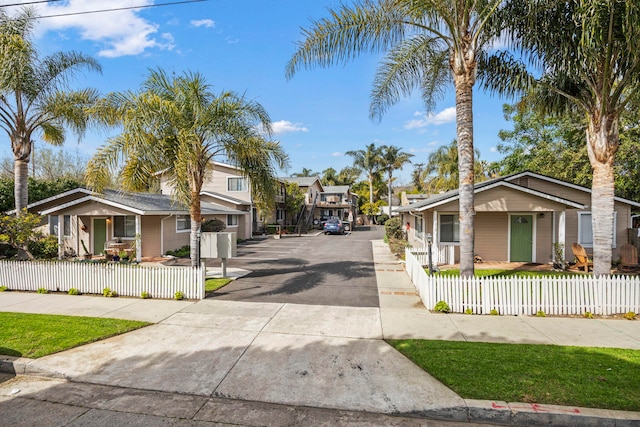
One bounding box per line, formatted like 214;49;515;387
475;212;509;262
163;216;190;254
141;216;162;257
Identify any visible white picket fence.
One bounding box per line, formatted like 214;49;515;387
0;260;205;300
405;248;640;315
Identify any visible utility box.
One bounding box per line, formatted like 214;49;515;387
201;232;237;259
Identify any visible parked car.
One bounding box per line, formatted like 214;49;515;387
323;218;345;235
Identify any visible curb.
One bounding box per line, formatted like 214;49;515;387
2;358;639;426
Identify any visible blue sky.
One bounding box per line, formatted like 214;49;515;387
1;0;514;185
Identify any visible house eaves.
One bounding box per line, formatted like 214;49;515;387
509;171;640;209
200;191;251;205
40;195;148;216
395;180;585;213
8;187;92;215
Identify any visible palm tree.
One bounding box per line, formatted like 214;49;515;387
86;68;288;267
498;0;640;275
292;168;316;177
345;143;384;205
0;7;101;213
286;0;508;276
380;145;413;210
425;140;484;192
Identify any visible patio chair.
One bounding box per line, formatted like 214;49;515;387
619;243;639;271
571;243;593;272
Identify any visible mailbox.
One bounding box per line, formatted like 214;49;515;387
200;232;237;259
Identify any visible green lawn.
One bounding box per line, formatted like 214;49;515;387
433;269;580;277
0;312;150;358
388;339;640;411
205;278;232;292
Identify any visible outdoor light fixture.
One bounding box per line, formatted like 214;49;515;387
426;233;433;276
106;218;112;224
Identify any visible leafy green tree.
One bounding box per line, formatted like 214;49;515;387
283;181;306;223
0;209;42;259
321;167;338;186
361;201;382;223
286;0;509;276
0;177;82;213
424;140;484;193
86;68;288;266
336;166;361;186
292;168;317;177
345;143;384;205
380;145;413;209
411;163;425;193
500;0;640;275
0;7;101;214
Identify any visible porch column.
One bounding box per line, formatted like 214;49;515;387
135;215;142;263
57;214;63;260
558;210;566;260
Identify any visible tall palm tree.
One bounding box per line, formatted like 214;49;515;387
0;7;101;213
287;0;508;276
345;143;384;205
425;140;484;192
498;0;640;275
86;68;289;267
292;167;316;177
380;145;413;210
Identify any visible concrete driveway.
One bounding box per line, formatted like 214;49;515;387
213;226;385;307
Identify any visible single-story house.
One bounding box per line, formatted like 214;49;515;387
395;171;640;265
22;188;250;262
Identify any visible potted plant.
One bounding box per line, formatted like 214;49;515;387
119;250;129;262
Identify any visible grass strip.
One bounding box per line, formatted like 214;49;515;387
205;278;232;292
0;312;150;358
433;269;580;277
388;339;640;412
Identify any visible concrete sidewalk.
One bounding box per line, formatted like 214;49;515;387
0;240;638;426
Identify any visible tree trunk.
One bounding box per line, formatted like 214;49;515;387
586;114;618;276
454;75;475;277
189;194;202;268
14;159;29;214
388;172;393;216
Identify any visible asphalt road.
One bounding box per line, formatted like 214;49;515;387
212;225;385;307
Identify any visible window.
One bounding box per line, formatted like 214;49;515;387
414;216;424;240
578;212;617;248
113;215;136;238
227;214;238;226
276;209;285;222
227;177;247;192
439;214;460;243
176;215;190;232
49;215;71;237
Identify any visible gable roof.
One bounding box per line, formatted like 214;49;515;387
322;185;350;194
395;172;587;213
40;189;247;216
200;191;251;206
7;187;92;215
280;176;324;190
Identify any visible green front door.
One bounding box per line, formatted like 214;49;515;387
93;219;107;255
510;215;533;262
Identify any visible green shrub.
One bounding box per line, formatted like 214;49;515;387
28;235;59;259
377;213;390;225
0;286;7;292
36;287;49;294
388;238;409;259
490;308;499;316
174;291;184;300
68;288;79;295
201;218;226;232
536;310;546;317
166;245;190;258
464;308;473;315
140;291;150;299
623;311;637;320
584;311;594;319
103;287;118;298
384;217;404;240
434;300;450;313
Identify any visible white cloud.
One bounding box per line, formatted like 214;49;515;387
332;152;342;157
191;19;215;28
403;107;456;129
272;120;308;135
30;1;175;58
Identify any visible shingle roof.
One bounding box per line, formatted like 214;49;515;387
280;176;322;188
323;185;350;194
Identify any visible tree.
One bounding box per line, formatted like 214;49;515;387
283;181;306;223
411;162;425;193
380;145;413;210
0;209;41;259
424;140;485;193
500;0;640;275
286;0;508;276
0;7;101;214
321;167;338;186
336;166;362;186
86;68;289;267
292;168;317;177
345;143;384;205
